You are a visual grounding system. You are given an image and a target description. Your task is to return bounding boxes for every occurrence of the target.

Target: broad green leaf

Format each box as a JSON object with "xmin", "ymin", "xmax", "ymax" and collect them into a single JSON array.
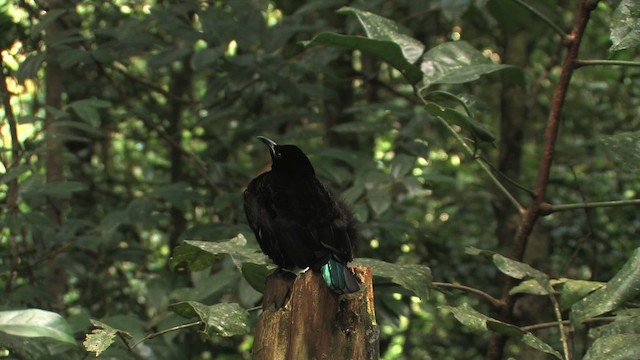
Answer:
[
  {"xmin": 190, "ymin": 46, "xmax": 224, "ymax": 71},
  {"xmin": 171, "ymin": 234, "xmax": 270, "ymax": 270},
  {"xmin": 560, "ymin": 279, "xmax": 604, "ymax": 310},
  {"xmin": 420, "ymin": 41, "xmax": 515, "ymax": 90},
  {"xmin": 304, "ymin": 33, "xmax": 423, "ymax": 84},
  {"xmin": 572, "ymin": 248, "xmax": 640, "ymax": 325},
  {"xmin": 424, "ymin": 102, "xmax": 495, "ymax": 143},
  {"xmin": 69, "ymin": 99, "xmax": 111, "ymax": 125},
  {"xmin": 0, "ymin": 164, "xmax": 31, "ymax": 184},
  {"xmin": 510, "ymin": 278, "xmax": 551, "ymax": 296},
  {"xmin": 444, "ymin": 304, "xmax": 562, "ymax": 359},
  {"xmin": 367, "ymin": 187, "xmax": 392, "ymax": 216},
  {"xmin": 83, "ymin": 320, "xmax": 131, "ymax": 357},
  {"xmin": 390, "ymin": 154, "xmax": 416, "ymax": 179},
  {"xmin": 40, "ymin": 181, "xmax": 88, "ymax": 198},
  {"xmin": 600, "ymin": 131, "xmax": 640, "ymax": 174},
  {"xmin": 584, "ymin": 334, "xmax": 640, "ymax": 360},
  {"xmin": 31, "ymin": 9, "xmax": 66, "ymax": 36},
  {"xmin": 492, "ymin": 254, "xmax": 553, "ymax": 293},
  {"xmin": 337, "ymin": 7, "xmax": 425, "ymax": 64},
  {"xmin": 170, "ymin": 242, "xmax": 217, "ymax": 271},
  {"xmin": 169, "ymin": 302, "xmax": 249, "ymax": 337},
  {"xmin": 610, "ymin": 0, "xmax": 640, "ymax": 52},
  {"xmin": 353, "ymin": 258, "xmax": 431, "ymax": 299},
  {"xmin": 241, "ymin": 262, "xmax": 275, "ymax": 293},
  {"xmin": 590, "ymin": 312, "xmax": 640, "ymax": 339},
  {"xmin": 0, "ymin": 309, "xmax": 75, "ymax": 345},
  {"xmin": 16, "ymin": 53, "xmax": 46, "ymax": 84}
]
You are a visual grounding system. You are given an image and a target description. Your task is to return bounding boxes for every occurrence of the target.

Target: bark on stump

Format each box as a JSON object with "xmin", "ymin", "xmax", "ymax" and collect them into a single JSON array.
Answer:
[{"xmin": 252, "ymin": 266, "xmax": 378, "ymax": 360}]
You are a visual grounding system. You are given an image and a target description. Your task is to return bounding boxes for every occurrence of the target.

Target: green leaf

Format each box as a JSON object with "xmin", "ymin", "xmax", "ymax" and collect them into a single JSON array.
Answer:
[
  {"xmin": 419, "ymin": 41, "xmax": 515, "ymax": 90},
  {"xmin": 171, "ymin": 234, "xmax": 270, "ymax": 270},
  {"xmin": 584, "ymin": 334, "xmax": 640, "ymax": 360},
  {"xmin": 31, "ymin": 9, "xmax": 67, "ymax": 36},
  {"xmin": 40, "ymin": 181, "xmax": 88, "ymax": 198},
  {"xmin": 390, "ymin": 154, "xmax": 416, "ymax": 179},
  {"xmin": 572, "ymin": 248, "xmax": 640, "ymax": 325},
  {"xmin": 367, "ymin": 187, "xmax": 392, "ymax": 216},
  {"xmin": 560, "ymin": 279, "xmax": 604, "ymax": 310},
  {"xmin": 0, "ymin": 164, "xmax": 31, "ymax": 184},
  {"xmin": 241, "ymin": 262, "xmax": 275, "ymax": 293},
  {"xmin": 590, "ymin": 312, "xmax": 640, "ymax": 339},
  {"xmin": 69, "ymin": 99, "xmax": 111, "ymax": 125},
  {"xmin": 444, "ymin": 304, "xmax": 562, "ymax": 359},
  {"xmin": 600, "ymin": 131, "xmax": 640, "ymax": 174},
  {"xmin": 304, "ymin": 33, "xmax": 422, "ymax": 84},
  {"xmin": 83, "ymin": 320, "xmax": 131, "ymax": 357},
  {"xmin": 169, "ymin": 302, "xmax": 249, "ymax": 337},
  {"xmin": 510, "ymin": 278, "xmax": 552, "ymax": 296},
  {"xmin": 0, "ymin": 309, "xmax": 75, "ymax": 345},
  {"xmin": 352, "ymin": 258, "xmax": 431, "ymax": 299},
  {"xmin": 16, "ymin": 53, "xmax": 46, "ymax": 84},
  {"xmin": 610, "ymin": 0, "xmax": 640, "ymax": 52},
  {"xmin": 337, "ymin": 7, "xmax": 425, "ymax": 64},
  {"xmin": 170, "ymin": 242, "xmax": 216, "ymax": 272},
  {"xmin": 190, "ymin": 46, "xmax": 224, "ymax": 71},
  {"xmin": 424, "ymin": 102, "xmax": 495, "ymax": 143}
]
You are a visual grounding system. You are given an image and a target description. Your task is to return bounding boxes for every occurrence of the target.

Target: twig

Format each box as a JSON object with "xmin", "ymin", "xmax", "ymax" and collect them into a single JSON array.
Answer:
[
  {"xmin": 433, "ymin": 281, "xmax": 504, "ymax": 310},
  {"xmin": 548, "ymin": 292, "xmax": 571, "ymax": 360},
  {"xmin": 130, "ymin": 321, "xmax": 203, "ymax": 349},
  {"xmin": 521, "ymin": 316, "xmax": 615, "ymax": 332},
  {"xmin": 539, "ymin": 198, "xmax": 640, "ymax": 215},
  {"xmin": 511, "ymin": 0, "xmax": 569, "ymax": 38},
  {"xmin": 574, "ymin": 59, "xmax": 640, "ymax": 69}
]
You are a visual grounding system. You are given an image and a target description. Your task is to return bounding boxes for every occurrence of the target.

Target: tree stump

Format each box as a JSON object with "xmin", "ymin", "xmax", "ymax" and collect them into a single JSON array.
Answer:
[{"xmin": 252, "ymin": 266, "xmax": 378, "ymax": 360}]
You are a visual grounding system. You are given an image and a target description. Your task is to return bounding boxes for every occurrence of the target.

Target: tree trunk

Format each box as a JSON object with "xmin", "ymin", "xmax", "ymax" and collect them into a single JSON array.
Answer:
[{"xmin": 253, "ymin": 266, "xmax": 378, "ymax": 360}]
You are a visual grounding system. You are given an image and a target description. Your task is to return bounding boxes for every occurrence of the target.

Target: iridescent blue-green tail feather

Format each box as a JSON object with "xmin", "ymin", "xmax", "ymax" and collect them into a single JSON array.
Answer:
[{"xmin": 320, "ymin": 259, "xmax": 360, "ymax": 294}]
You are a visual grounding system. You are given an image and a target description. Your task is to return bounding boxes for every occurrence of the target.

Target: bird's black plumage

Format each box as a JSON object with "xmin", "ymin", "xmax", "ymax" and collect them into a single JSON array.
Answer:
[{"xmin": 244, "ymin": 136, "xmax": 360, "ymax": 294}]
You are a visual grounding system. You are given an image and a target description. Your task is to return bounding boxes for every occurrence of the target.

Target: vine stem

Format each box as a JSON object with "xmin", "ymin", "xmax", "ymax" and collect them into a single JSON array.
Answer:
[
  {"xmin": 574, "ymin": 59, "xmax": 640, "ymax": 68},
  {"xmin": 540, "ymin": 198, "xmax": 640, "ymax": 215},
  {"xmin": 129, "ymin": 321, "xmax": 203, "ymax": 349},
  {"xmin": 511, "ymin": 0, "xmax": 569, "ymax": 38}
]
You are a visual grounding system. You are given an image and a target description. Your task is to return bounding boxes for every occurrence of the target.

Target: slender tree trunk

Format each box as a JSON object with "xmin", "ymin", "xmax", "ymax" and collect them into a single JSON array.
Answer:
[{"xmin": 43, "ymin": 0, "xmax": 67, "ymax": 310}]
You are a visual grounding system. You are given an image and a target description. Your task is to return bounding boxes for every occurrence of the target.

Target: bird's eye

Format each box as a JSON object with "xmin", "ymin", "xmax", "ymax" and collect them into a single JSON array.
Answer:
[{"xmin": 274, "ymin": 151, "xmax": 282, "ymax": 159}]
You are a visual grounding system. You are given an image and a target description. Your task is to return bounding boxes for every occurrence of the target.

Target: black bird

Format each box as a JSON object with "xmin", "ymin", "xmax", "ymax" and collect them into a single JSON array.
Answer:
[{"xmin": 244, "ymin": 136, "xmax": 360, "ymax": 294}]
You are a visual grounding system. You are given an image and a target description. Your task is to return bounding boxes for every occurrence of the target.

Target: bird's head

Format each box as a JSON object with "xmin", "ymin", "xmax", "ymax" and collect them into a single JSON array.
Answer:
[{"xmin": 257, "ymin": 136, "xmax": 315, "ymax": 176}]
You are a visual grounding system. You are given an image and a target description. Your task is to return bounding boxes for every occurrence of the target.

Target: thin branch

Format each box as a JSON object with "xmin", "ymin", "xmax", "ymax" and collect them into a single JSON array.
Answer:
[
  {"xmin": 574, "ymin": 59, "xmax": 640, "ymax": 69},
  {"xmin": 511, "ymin": 0, "xmax": 569, "ymax": 38},
  {"xmin": 521, "ymin": 316, "xmax": 615, "ymax": 332},
  {"xmin": 539, "ymin": 198, "xmax": 640, "ymax": 215},
  {"xmin": 432, "ymin": 282, "xmax": 504, "ymax": 310},
  {"xmin": 130, "ymin": 321, "xmax": 203, "ymax": 349},
  {"xmin": 548, "ymin": 292, "xmax": 571, "ymax": 360},
  {"xmin": 488, "ymin": 1, "xmax": 600, "ymax": 359}
]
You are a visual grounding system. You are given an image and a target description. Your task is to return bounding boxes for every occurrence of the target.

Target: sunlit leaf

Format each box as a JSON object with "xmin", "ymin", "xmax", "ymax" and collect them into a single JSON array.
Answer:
[
  {"xmin": 171, "ymin": 234, "xmax": 270, "ymax": 270},
  {"xmin": 610, "ymin": 0, "xmax": 640, "ymax": 52},
  {"xmin": 83, "ymin": 320, "xmax": 131, "ymax": 357},
  {"xmin": 337, "ymin": 7, "xmax": 425, "ymax": 64},
  {"xmin": 169, "ymin": 301, "xmax": 249, "ymax": 337},
  {"xmin": 0, "ymin": 309, "xmax": 75, "ymax": 345},
  {"xmin": 420, "ymin": 41, "xmax": 515, "ymax": 90},
  {"xmin": 572, "ymin": 248, "xmax": 640, "ymax": 325},
  {"xmin": 353, "ymin": 258, "xmax": 431, "ymax": 299}
]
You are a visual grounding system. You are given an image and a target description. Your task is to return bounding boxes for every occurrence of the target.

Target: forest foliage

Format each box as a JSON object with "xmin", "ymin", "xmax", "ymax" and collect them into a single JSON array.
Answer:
[{"xmin": 1, "ymin": 0, "xmax": 640, "ymax": 359}]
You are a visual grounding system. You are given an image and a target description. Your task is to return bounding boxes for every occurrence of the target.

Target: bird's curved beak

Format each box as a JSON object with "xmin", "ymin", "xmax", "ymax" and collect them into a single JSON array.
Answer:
[{"xmin": 257, "ymin": 136, "xmax": 278, "ymax": 157}]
